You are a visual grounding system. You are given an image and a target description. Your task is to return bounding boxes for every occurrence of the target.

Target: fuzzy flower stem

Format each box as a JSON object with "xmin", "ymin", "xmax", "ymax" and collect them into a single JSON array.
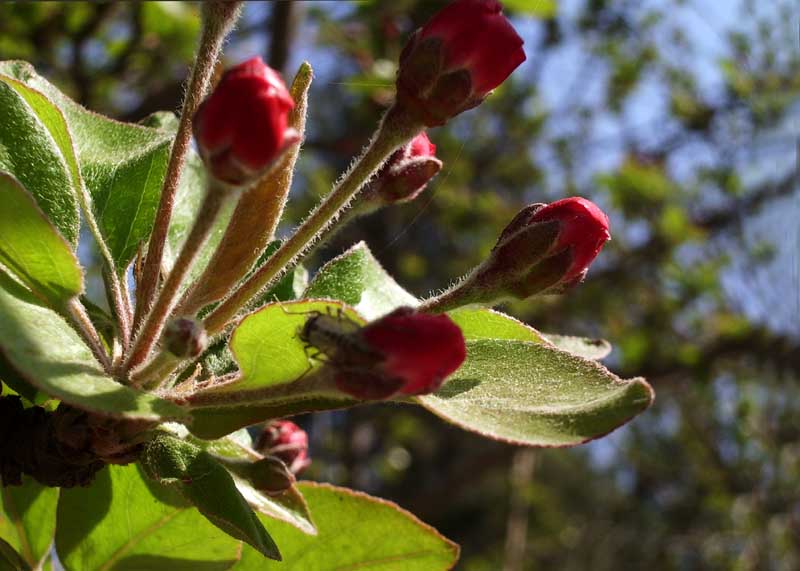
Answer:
[
  {"xmin": 64, "ymin": 298, "xmax": 113, "ymax": 373},
  {"xmin": 134, "ymin": 1, "xmax": 242, "ymax": 332},
  {"xmin": 124, "ymin": 182, "xmax": 232, "ymax": 376},
  {"xmin": 202, "ymin": 106, "xmax": 423, "ymax": 336}
]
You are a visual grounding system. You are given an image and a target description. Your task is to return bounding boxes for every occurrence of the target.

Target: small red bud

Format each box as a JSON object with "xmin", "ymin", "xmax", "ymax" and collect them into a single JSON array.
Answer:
[
  {"xmin": 360, "ymin": 132, "xmax": 442, "ymax": 210},
  {"xmin": 473, "ymin": 197, "xmax": 611, "ymax": 299},
  {"xmin": 163, "ymin": 317, "xmax": 207, "ymax": 358},
  {"xmin": 255, "ymin": 420, "xmax": 310, "ymax": 476},
  {"xmin": 396, "ymin": 0, "xmax": 526, "ymax": 126},
  {"xmin": 193, "ymin": 57, "xmax": 299, "ymax": 186},
  {"xmin": 340, "ymin": 308, "xmax": 466, "ymax": 398}
]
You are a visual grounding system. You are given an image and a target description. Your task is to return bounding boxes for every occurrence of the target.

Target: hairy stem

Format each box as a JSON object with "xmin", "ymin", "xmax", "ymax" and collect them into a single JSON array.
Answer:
[
  {"xmin": 202, "ymin": 106, "xmax": 423, "ymax": 336},
  {"xmin": 125, "ymin": 185, "xmax": 233, "ymax": 375},
  {"xmin": 175, "ymin": 62, "xmax": 314, "ymax": 317},
  {"xmin": 64, "ymin": 298, "xmax": 112, "ymax": 373},
  {"xmin": 134, "ymin": 1, "xmax": 242, "ymax": 331}
]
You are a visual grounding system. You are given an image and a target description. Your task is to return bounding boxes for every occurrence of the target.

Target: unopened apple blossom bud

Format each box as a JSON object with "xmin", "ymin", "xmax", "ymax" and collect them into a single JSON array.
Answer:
[
  {"xmin": 396, "ymin": 0, "xmax": 526, "ymax": 126},
  {"xmin": 251, "ymin": 456, "xmax": 295, "ymax": 496},
  {"xmin": 324, "ymin": 308, "xmax": 466, "ymax": 400},
  {"xmin": 358, "ymin": 132, "xmax": 442, "ymax": 213},
  {"xmin": 163, "ymin": 317, "xmax": 207, "ymax": 358},
  {"xmin": 193, "ymin": 57, "xmax": 300, "ymax": 186},
  {"xmin": 423, "ymin": 197, "xmax": 611, "ymax": 312},
  {"xmin": 255, "ymin": 420, "xmax": 310, "ymax": 476}
]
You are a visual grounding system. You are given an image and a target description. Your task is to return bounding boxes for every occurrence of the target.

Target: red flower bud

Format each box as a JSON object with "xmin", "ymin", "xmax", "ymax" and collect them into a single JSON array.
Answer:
[
  {"xmin": 255, "ymin": 420, "xmax": 310, "ymax": 476},
  {"xmin": 397, "ymin": 0, "xmax": 526, "ymax": 126},
  {"xmin": 528, "ymin": 197, "xmax": 611, "ymax": 284},
  {"xmin": 474, "ymin": 197, "xmax": 610, "ymax": 299},
  {"xmin": 360, "ymin": 132, "xmax": 442, "ymax": 210},
  {"xmin": 193, "ymin": 57, "xmax": 300, "ymax": 185},
  {"xmin": 334, "ymin": 308, "xmax": 466, "ymax": 398}
]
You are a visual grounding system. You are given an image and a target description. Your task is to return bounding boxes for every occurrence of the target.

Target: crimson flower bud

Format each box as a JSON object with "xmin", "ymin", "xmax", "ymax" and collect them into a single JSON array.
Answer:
[
  {"xmin": 474, "ymin": 197, "xmax": 611, "ymax": 299},
  {"xmin": 334, "ymin": 308, "xmax": 466, "ymax": 399},
  {"xmin": 163, "ymin": 317, "xmax": 207, "ymax": 358},
  {"xmin": 193, "ymin": 56, "xmax": 300, "ymax": 186},
  {"xmin": 359, "ymin": 132, "xmax": 442, "ymax": 211},
  {"xmin": 255, "ymin": 420, "xmax": 310, "ymax": 476},
  {"xmin": 396, "ymin": 0, "xmax": 526, "ymax": 126}
]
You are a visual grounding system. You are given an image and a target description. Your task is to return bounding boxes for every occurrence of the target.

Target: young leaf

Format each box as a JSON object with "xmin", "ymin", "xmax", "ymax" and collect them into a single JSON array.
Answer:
[
  {"xmin": 0, "ymin": 537, "xmax": 30, "ymax": 571},
  {"xmin": 418, "ymin": 339, "xmax": 654, "ymax": 447},
  {"xmin": 542, "ymin": 333, "xmax": 613, "ymax": 360},
  {"xmin": 0, "ymin": 79, "xmax": 79, "ymax": 246},
  {"xmin": 204, "ymin": 300, "xmax": 365, "ymax": 395},
  {"xmin": 0, "ymin": 60, "xmax": 175, "ymax": 270},
  {"xmin": 188, "ymin": 430, "xmax": 316, "ymax": 536},
  {"xmin": 0, "ymin": 274, "xmax": 187, "ymax": 421},
  {"xmin": 56, "ymin": 465, "xmax": 241, "ymax": 571},
  {"xmin": 447, "ymin": 307, "xmax": 547, "ymax": 343},
  {"xmin": 0, "ymin": 173, "xmax": 83, "ymax": 308},
  {"xmin": 0, "ymin": 477, "xmax": 59, "ymax": 569},
  {"xmin": 232, "ymin": 483, "xmax": 459, "ymax": 570},
  {"xmin": 140, "ymin": 434, "xmax": 281, "ymax": 561},
  {"xmin": 304, "ymin": 241, "xmax": 418, "ymax": 319}
]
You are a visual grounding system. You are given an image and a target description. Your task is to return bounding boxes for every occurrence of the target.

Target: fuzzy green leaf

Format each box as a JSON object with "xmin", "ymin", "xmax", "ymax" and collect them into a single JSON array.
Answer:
[
  {"xmin": 0, "ymin": 274, "xmax": 188, "ymax": 420},
  {"xmin": 304, "ymin": 241, "xmax": 418, "ymax": 319},
  {"xmin": 0, "ymin": 173, "xmax": 83, "ymax": 307},
  {"xmin": 418, "ymin": 339, "xmax": 653, "ymax": 447},
  {"xmin": 208, "ymin": 300, "xmax": 365, "ymax": 395},
  {"xmin": 0, "ymin": 477, "xmax": 59, "ymax": 569},
  {"xmin": 0, "ymin": 60, "xmax": 174, "ymax": 270},
  {"xmin": 232, "ymin": 483, "xmax": 459, "ymax": 570},
  {"xmin": 447, "ymin": 307, "xmax": 546, "ymax": 343},
  {"xmin": 0, "ymin": 79, "xmax": 79, "ymax": 246},
  {"xmin": 188, "ymin": 430, "xmax": 316, "ymax": 536},
  {"xmin": 56, "ymin": 465, "xmax": 241, "ymax": 571},
  {"xmin": 140, "ymin": 434, "xmax": 281, "ymax": 560}
]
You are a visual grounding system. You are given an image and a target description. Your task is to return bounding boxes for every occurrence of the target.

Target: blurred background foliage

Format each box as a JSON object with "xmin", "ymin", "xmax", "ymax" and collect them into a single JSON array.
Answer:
[{"xmin": 1, "ymin": 1, "xmax": 798, "ymax": 569}]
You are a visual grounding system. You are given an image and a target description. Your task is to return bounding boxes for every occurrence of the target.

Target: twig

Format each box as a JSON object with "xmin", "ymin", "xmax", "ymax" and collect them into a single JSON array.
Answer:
[{"xmin": 64, "ymin": 298, "xmax": 112, "ymax": 373}]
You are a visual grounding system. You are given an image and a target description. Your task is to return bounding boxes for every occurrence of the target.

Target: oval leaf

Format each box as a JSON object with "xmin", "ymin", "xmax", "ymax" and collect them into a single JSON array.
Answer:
[
  {"xmin": 0, "ymin": 79, "xmax": 79, "ymax": 245},
  {"xmin": 211, "ymin": 300, "xmax": 366, "ymax": 395},
  {"xmin": 56, "ymin": 465, "xmax": 241, "ymax": 571},
  {"xmin": 304, "ymin": 241, "xmax": 418, "ymax": 319},
  {"xmin": 0, "ymin": 273, "xmax": 187, "ymax": 421},
  {"xmin": 418, "ymin": 339, "xmax": 654, "ymax": 447},
  {"xmin": 0, "ymin": 477, "xmax": 59, "ymax": 569},
  {"xmin": 447, "ymin": 307, "xmax": 546, "ymax": 343},
  {"xmin": 232, "ymin": 483, "xmax": 459, "ymax": 570},
  {"xmin": 0, "ymin": 60, "xmax": 175, "ymax": 270},
  {"xmin": 140, "ymin": 434, "xmax": 280, "ymax": 560},
  {"xmin": 0, "ymin": 173, "xmax": 82, "ymax": 307}
]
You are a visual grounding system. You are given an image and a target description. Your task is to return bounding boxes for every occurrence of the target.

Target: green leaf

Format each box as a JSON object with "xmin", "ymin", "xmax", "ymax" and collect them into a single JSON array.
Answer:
[
  {"xmin": 56, "ymin": 464, "xmax": 241, "ymax": 571},
  {"xmin": 187, "ymin": 430, "xmax": 316, "ymax": 536},
  {"xmin": 0, "ymin": 273, "xmax": 188, "ymax": 421},
  {"xmin": 447, "ymin": 307, "xmax": 546, "ymax": 343},
  {"xmin": 0, "ymin": 60, "xmax": 174, "ymax": 270},
  {"xmin": 418, "ymin": 339, "xmax": 654, "ymax": 447},
  {"xmin": 207, "ymin": 300, "xmax": 365, "ymax": 395},
  {"xmin": 0, "ymin": 173, "xmax": 83, "ymax": 307},
  {"xmin": 0, "ymin": 79, "xmax": 79, "ymax": 245},
  {"xmin": 140, "ymin": 434, "xmax": 281, "ymax": 560},
  {"xmin": 304, "ymin": 241, "xmax": 418, "ymax": 320},
  {"xmin": 232, "ymin": 483, "xmax": 459, "ymax": 570},
  {"xmin": 0, "ymin": 477, "xmax": 59, "ymax": 569},
  {"xmin": 542, "ymin": 333, "xmax": 612, "ymax": 360}
]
